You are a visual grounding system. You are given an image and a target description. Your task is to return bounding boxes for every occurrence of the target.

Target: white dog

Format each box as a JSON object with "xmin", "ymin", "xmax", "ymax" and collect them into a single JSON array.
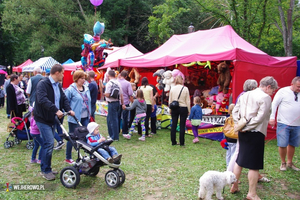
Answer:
[{"xmin": 198, "ymin": 171, "xmax": 236, "ymax": 200}]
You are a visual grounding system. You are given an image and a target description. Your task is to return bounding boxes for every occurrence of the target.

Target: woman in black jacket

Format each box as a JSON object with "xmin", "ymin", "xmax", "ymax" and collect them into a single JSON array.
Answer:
[{"xmin": 6, "ymin": 74, "xmax": 26, "ymax": 118}]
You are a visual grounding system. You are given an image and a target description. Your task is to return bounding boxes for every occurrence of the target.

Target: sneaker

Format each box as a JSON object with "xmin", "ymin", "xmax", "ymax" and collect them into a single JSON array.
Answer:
[
  {"xmin": 51, "ymin": 171, "xmax": 59, "ymax": 175},
  {"xmin": 113, "ymin": 154, "xmax": 122, "ymax": 162},
  {"xmin": 150, "ymin": 132, "xmax": 156, "ymax": 135},
  {"xmin": 54, "ymin": 141, "xmax": 65, "ymax": 150},
  {"xmin": 123, "ymin": 134, "xmax": 131, "ymax": 139},
  {"xmin": 65, "ymin": 159, "xmax": 75, "ymax": 165},
  {"xmin": 287, "ymin": 163, "xmax": 300, "ymax": 171},
  {"xmin": 37, "ymin": 160, "xmax": 41, "ymax": 164},
  {"xmin": 193, "ymin": 137, "xmax": 199, "ymax": 143},
  {"xmin": 139, "ymin": 136, "xmax": 145, "ymax": 141},
  {"xmin": 41, "ymin": 172, "xmax": 56, "ymax": 181},
  {"xmin": 107, "ymin": 157, "xmax": 114, "ymax": 163},
  {"xmin": 133, "ymin": 130, "xmax": 138, "ymax": 133},
  {"xmin": 280, "ymin": 162, "xmax": 287, "ymax": 171},
  {"xmin": 30, "ymin": 159, "xmax": 38, "ymax": 163}
]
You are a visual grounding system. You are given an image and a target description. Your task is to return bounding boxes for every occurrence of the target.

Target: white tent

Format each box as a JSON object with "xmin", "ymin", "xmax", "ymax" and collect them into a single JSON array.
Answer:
[{"xmin": 22, "ymin": 57, "xmax": 60, "ymax": 72}]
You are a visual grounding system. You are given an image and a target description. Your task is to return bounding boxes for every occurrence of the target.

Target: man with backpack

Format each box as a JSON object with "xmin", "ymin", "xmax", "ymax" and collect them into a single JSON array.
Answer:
[{"xmin": 104, "ymin": 70, "xmax": 123, "ymax": 141}]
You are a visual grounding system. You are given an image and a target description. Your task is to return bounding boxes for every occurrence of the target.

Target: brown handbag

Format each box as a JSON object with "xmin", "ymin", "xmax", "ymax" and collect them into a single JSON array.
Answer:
[{"xmin": 223, "ymin": 116, "xmax": 238, "ymax": 139}]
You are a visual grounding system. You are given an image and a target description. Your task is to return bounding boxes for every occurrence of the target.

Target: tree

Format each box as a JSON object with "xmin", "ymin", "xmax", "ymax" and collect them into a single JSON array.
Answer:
[
  {"xmin": 148, "ymin": 0, "xmax": 221, "ymax": 45},
  {"xmin": 2, "ymin": 0, "xmax": 101, "ymax": 63},
  {"xmin": 273, "ymin": 0, "xmax": 299, "ymax": 56},
  {"xmin": 194, "ymin": 0, "xmax": 269, "ymax": 47}
]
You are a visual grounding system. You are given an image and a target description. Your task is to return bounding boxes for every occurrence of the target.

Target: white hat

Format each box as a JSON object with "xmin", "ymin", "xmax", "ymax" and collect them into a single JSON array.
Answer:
[{"xmin": 87, "ymin": 122, "xmax": 99, "ymax": 134}]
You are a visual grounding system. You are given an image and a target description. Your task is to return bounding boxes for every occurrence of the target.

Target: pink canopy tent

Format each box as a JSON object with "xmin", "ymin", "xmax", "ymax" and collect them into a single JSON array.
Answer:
[
  {"xmin": 120, "ymin": 25, "xmax": 297, "ymax": 102},
  {"xmin": 13, "ymin": 59, "xmax": 33, "ymax": 73},
  {"xmin": 98, "ymin": 44, "xmax": 143, "ymax": 69}
]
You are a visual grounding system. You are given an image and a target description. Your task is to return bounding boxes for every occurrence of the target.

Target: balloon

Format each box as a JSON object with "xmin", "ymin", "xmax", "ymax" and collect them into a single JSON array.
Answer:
[
  {"xmin": 83, "ymin": 34, "xmax": 94, "ymax": 44},
  {"xmin": 81, "ymin": 57, "xmax": 88, "ymax": 71},
  {"xmin": 87, "ymin": 51, "xmax": 95, "ymax": 67},
  {"xmin": 90, "ymin": 0, "xmax": 103, "ymax": 7},
  {"xmin": 93, "ymin": 21, "xmax": 105, "ymax": 36}
]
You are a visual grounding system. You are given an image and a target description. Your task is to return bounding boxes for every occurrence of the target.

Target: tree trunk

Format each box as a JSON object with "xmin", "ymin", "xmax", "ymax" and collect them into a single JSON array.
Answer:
[{"xmin": 277, "ymin": 0, "xmax": 295, "ymax": 56}]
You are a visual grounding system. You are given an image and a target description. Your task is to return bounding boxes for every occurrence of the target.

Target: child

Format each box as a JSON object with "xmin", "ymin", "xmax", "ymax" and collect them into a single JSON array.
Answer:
[
  {"xmin": 189, "ymin": 96, "xmax": 203, "ymax": 143},
  {"xmin": 86, "ymin": 122, "xmax": 122, "ymax": 163},
  {"xmin": 150, "ymin": 97, "xmax": 157, "ymax": 134},
  {"xmin": 0, "ymin": 86, "xmax": 4, "ymax": 108},
  {"xmin": 29, "ymin": 105, "xmax": 43, "ymax": 164},
  {"xmin": 122, "ymin": 89, "xmax": 147, "ymax": 141},
  {"xmin": 129, "ymin": 82, "xmax": 137, "ymax": 131},
  {"xmin": 224, "ymin": 103, "xmax": 237, "ymax": 167}
]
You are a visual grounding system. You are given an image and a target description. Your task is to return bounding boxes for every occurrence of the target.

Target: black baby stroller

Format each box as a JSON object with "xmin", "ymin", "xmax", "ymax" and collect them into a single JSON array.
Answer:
[
  {"xmin": 4, "ymin": 111, "xmax": 34, "ymax": 150},
  {"xmin": 56, "ymin": 113, "xmax": 125, "ymax": 189}
]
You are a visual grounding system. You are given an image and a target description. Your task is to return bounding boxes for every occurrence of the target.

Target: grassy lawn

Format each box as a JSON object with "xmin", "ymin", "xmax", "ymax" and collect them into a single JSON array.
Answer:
[{"xmin": 0, "ymin": 106, "xmax": 299, "ymax": 200}]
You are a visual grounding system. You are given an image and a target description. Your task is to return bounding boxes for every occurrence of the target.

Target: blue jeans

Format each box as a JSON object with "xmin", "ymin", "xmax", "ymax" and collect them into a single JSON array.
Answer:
[
  {"xmin": 107, "ymin": 101, "xmax": 120, "ymax": 140},
  {"xmin": 91, "ymin": 103, "xmax": 96, "ymax": 119},
  {"xmin": 121, "ymin": 104, "xmax": 130, "ymax": 135},
  {"xmin": 30, "ymin": 133, "xmax": 43, "ymax": 161},
  {"xmin": 36, "ymin": 121, "xmax": 55, "ymax": 173},
  {"xmin": 66, "ymin": 117, "xmax": 89, "ymax": 160},
  {"xmin": 54, "ymin": 121, "xmax": 63, "ymax": 142},
  {"xmin": 97, "ymin": 146, "xmax": 118, "ymax": 160}
]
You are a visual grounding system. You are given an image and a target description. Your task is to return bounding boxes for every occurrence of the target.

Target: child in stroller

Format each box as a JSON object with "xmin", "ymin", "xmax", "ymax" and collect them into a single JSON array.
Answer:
[
  {"xmin": 86, "ymin": 122, "xmax": 122, "ymax": 163},
  {"xmin": 58, "ymin": 113, "xmax": 125, "ymax": 189}
]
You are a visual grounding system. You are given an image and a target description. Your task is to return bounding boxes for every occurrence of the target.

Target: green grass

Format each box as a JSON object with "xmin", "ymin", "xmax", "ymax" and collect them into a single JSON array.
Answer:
[{"xmin": 0, "ymin": 106, "xmax": 299, "ymax": 200}]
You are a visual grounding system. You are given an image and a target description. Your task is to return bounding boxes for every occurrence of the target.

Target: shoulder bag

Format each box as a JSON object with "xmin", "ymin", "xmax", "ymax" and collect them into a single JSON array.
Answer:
[
  {"xmin": 169, "ymin": 86, "xmax": 184, "ymax": 110},
  {"xmin": 223, "ymin": 116, "xmax": 238, "ymax": 139},
  {"xmin": 234, "ymin": 93, "xmax": 249, "ymax": 132}
]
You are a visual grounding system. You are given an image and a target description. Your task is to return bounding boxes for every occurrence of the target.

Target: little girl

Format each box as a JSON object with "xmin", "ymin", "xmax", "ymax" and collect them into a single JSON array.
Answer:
[
  {"xmin": 189, "ymin": 96, "xmax": 203, "ymax": 143},
  {"xmin": 29, "ymin": 105, "xmax": 43, "ymax": 164},
  {"xmin": 122, "ymin": 89, "xmax": 147, "ymax": 141}
]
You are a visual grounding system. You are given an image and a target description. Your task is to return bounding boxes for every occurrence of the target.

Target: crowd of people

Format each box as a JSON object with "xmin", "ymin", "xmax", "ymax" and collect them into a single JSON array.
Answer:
[{"xmin": 1, "ymin": 65, "xmax": 299, "ymax": 199}]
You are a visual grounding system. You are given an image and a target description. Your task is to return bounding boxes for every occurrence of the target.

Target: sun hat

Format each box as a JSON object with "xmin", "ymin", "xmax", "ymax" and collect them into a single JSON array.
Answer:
[{"xmin": 87, "ymin": 122, "xmax": 99, "ymax": 134}]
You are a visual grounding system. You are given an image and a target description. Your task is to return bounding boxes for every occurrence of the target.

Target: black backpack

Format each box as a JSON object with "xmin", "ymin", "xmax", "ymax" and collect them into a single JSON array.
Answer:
[{"xmin": 110, "ymin": 81, "xmax": 120, "ymax": 99}]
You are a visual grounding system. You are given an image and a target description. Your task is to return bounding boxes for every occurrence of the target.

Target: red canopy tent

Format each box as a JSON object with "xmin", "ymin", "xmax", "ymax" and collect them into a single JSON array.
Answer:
[
  {"xmin": 120, "ymin": 25, "xmax": 297, "ymax": 102},
  {"xmin": 13, "ymin": 59, "xmax": 33, "ymax": 73}
]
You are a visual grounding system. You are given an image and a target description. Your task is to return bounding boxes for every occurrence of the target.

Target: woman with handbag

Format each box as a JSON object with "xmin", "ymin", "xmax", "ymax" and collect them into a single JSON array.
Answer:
[
  {"xmin": 231, "ymin": 76, "xmax": 278, "ymax": 200},
  {"xmin": 169, "ymin": 76, "xmax": 190, "ymax": 146},
  {"xmin": 64, "ymin": 71, "xmax": 91, "ymax": 164},
  {"xmin": 6, "ymin": 74, "xmax": 27, "ymax": 118}
]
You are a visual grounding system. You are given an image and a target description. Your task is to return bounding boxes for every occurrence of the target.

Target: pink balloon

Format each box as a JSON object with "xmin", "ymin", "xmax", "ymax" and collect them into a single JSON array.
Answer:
[{"xmin": 90, "ymin": 0, "xmax": 103, "ymax": 6}]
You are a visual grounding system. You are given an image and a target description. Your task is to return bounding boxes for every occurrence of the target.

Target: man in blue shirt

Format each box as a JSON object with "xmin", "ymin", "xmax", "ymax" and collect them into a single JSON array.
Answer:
[{"xmin": 34, "ymin": 64, "xmax": 75, "ymax": 181}]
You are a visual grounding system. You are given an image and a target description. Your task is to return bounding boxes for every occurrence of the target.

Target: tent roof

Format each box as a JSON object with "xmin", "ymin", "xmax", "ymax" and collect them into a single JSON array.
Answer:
[
  {"xmin": 13, "ymin": 59, "xmax": 33, "ymax": 72},
  {"xmin": 63, "ymin": 44, "xmax": 142, "ymax": 71},
  {"xmin": 22, "ymin": 57, "xmax": 60, "ymax": 72},
  {"xmin": 62, "ymin": 59, "xmax": 74, "ymax": 65},
  {"xmin": 120, "ymin": 25, "xmax": 297, "ymax": 68},
  {"xmin": 0, "ymin": 69, "xmax": 7, "ymax": 74},
  {"xmin": 99, "ymin": 44, "xmax": 143, "ymax": 69}
]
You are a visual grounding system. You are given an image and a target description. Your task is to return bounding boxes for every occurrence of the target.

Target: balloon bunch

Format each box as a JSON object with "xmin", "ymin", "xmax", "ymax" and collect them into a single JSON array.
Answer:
[{"xmin": 80, "ymin": 21, "xmax": 113, "ymax": 72}]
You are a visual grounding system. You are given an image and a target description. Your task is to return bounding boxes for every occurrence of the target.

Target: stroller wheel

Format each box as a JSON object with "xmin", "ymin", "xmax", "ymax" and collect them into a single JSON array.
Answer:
[
  {"xmin": 105, "ymin": 170, "xmax": 120, "ymax": 188},
  {"xmin": 60, "ymin": 166, "xmax": 80, "ymax": 189},
  {"xmin": 115, "ymin": 169, "xmax": 126, "ymax": 185},
  {"xmin": 87, "ymin": 167, "xmax": 100, "ymax": 177},
  {"xmin": 4, "ymin": 141, "xmax": 11, "ymax": 149},
  {"xmin": 14, "ymin": 138, "xmax": 22, "ymax": 145},
  {"xmin": 26, "ymin": 141, "xmax": 34, "ymax": 150},
  {"xmin": 10, "ymin": 141, "xmax": 14, "ymax": 147}
]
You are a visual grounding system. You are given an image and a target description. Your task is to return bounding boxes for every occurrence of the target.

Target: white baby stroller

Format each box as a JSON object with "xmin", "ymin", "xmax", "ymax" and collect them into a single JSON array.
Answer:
[{"xmin": 56, "ymin": 113, "xmax": 125, "ymax": 189}]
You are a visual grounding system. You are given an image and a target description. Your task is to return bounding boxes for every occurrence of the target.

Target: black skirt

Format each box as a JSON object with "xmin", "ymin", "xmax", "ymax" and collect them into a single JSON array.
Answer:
[{"xmin": 236, "ymin": 131, "xmax": 265, "ymax": 170}]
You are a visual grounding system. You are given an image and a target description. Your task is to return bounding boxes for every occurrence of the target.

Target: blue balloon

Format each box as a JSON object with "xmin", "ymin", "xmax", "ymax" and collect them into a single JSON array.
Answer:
[
  {"xmin": 93, "ymin": 21, "xmax": 105, "ymax": 36},
  {"xmin": 81, "ymin": 56, "xmax": 87, "ymax": 67},
  {"xmin": 83, "ymin": 34, "xmax": 94, "ymax": 44}
]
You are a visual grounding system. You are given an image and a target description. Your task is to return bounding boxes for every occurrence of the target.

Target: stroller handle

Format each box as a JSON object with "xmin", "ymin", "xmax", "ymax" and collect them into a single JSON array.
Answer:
[{"xmin": 55, "ymin": 112, "xmax": 82, "ymax": 126}]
